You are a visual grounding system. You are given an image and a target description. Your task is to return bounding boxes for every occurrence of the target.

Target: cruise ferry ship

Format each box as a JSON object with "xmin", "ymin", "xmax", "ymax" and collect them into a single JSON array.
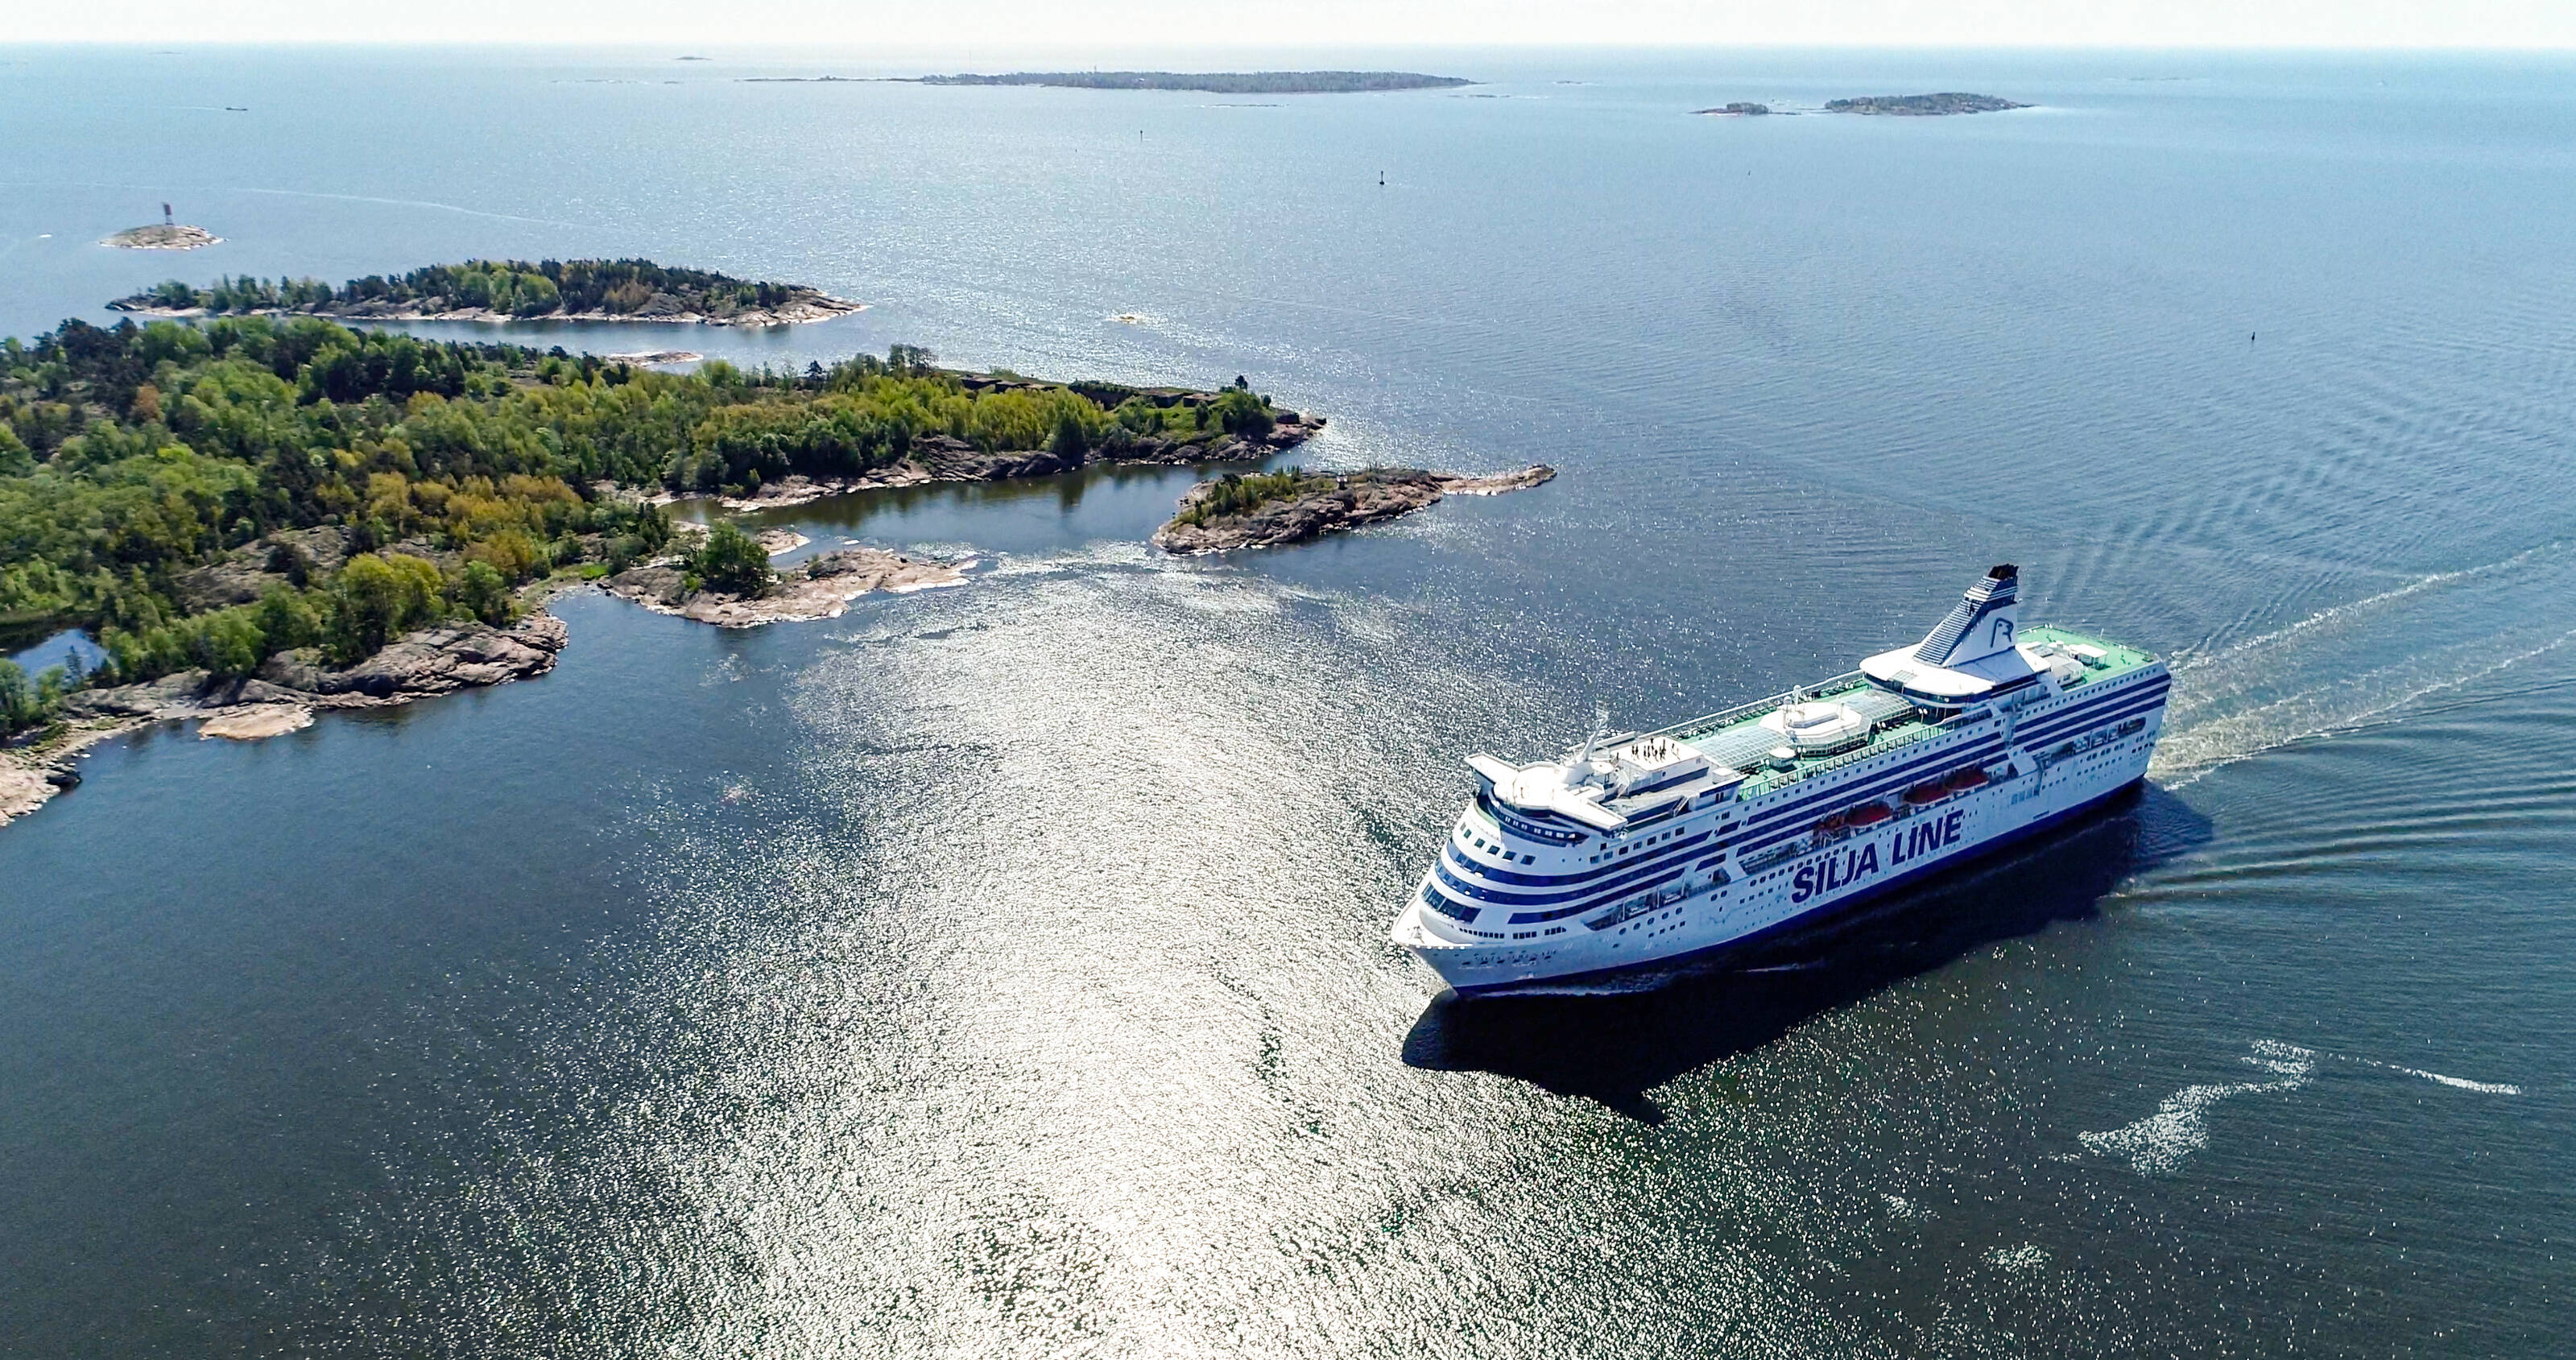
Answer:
[{"xmin": 1391, "ymin": 565, "xmax": 2169, "ymax": 992}]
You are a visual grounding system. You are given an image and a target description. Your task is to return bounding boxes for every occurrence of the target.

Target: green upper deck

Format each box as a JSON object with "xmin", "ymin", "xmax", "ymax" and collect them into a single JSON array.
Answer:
[{"xmin": 1639, "ymin": 626, "xmax": 2160, "ymax": 803}]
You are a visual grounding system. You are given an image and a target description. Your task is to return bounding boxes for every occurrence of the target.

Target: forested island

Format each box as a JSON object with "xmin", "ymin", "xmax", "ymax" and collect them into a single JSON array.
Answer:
[
  {"xmin": 0, "ymin": 312, "xmax": 1316, "ymax": 822},
  {"xmin": 1152, "ymin": 465, "xmax": 1553, "ymax": 555},
  {"xmin": 909, "ymin": 71, "xmax": 1470, "ymax": 94},
  {"xmin": 110, "ymin": 258, "xmax": 862, "ymax": 327},
  {"xmin": 1826, "ymin": 93, "xmax": 2028, "ymax": 115}
]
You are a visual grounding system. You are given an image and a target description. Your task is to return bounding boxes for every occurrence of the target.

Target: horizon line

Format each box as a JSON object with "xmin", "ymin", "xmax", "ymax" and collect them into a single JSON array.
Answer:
[{"xmin": 8, "ymin": 38, "xmax": 2576, "ymax": 53}]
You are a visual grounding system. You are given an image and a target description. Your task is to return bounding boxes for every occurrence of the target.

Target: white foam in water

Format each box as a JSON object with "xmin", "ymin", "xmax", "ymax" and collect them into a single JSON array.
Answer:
[
  {"xmin": 1985, "ymin": 1244, "xmax": 2049, "ymax": 1271},
  {"xmin": 2328, "ymin": 1046, "xmax": 2524, "ymax": 1095},
  {"xmin": 2080, "ymin": 1043, "xmax": 2315, "ymax": 1175},
  {"xmin": 1880, "ymin": 1193, "xmax": 1933, "ymax": 1220},
  {"xmin": 2391, "ymin": 1067, "xmax": 2522, "ymax": 1095},
  {"xmin": 983, "ymin": 540, "xmax": 1162, "ymax": 577},
  {"xmin": 2084, "ymin": 1041, "xmax": 2520, "ymax": 1175}
]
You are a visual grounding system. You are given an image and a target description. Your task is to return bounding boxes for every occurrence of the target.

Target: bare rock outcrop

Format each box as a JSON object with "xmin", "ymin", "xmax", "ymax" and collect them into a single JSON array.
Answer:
[
  {"xmin": 1151, "ymin": 464, "xmax": 1554, "ymax": 555},
  {"xmin": 105, "ymin": 224, "xmax": 221, "ymax": 250},
  {"xmin": 63, "ymin": 614, "xmax": 569, "ymax": 717},
  {"xmin": 252, "ymin": 614, "xmax": 569, "ymax": 700},
  {"xmin": 603, "ymin": 547, "xmax": 964, "ymax": 627},
  {"xmin": 172, "ymin": 527, "xmax": 353, "ymax": 610}
]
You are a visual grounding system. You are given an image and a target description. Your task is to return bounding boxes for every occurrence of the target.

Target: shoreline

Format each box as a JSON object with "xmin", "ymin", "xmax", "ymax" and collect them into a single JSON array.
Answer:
[
  {"xmin": 106, "ymin": 296, "xmax": 866, "ymax": 328},
  {"xmin": 0, "ymin": 533, "xmax": 995, "ymax": 825},
  {"xmin": 672, "ymin": 410, "xmax": 1328, "ymax": 511},
  {"xmin": 0, "ymin": 372, "xmax": 1325, "ymax": 829},
  {"xmin": 0, "ymin": 612, "xmax": 566, "ymax": 829}
]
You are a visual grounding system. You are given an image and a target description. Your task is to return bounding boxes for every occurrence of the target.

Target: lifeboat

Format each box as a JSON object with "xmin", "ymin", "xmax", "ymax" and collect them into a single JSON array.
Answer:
[
  {"xmin": 1817, "ymin": 812, "xmax": 1848, "ymax": 834},
  {"xmin": 1904, "ymin": 780, "xmax": 1949, "ymax": 805},
  {"xmin": 1945, "ymin": 766, "xmax": 1991, "ymax": 792},
  {"xmin": 1846, "ymin": 801, "xmax": 1892, "ymax": 826}
]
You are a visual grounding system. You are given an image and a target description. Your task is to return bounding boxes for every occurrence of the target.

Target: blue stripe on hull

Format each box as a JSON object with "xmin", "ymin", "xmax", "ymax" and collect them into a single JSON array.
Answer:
[
  {"xmin": 2012, "ymin": 687, "xmax": 2169, "ymax": 748},
  {"xmin": 1446, "ymin": 776, "xmax": 2146, "ymax": 995}
]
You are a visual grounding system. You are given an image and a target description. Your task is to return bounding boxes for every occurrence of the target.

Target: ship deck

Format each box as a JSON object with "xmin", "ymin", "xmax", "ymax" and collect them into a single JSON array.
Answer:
[{"xmin": 1644, "ymin": 626, "xmax": 2159, "ymax": 803}]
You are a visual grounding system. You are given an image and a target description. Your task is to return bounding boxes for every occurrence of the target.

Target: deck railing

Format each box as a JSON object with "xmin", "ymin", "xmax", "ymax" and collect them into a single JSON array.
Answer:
[{"xmin": 1652, "ymin": 670, "xmax": 1871, "ymax": 744}]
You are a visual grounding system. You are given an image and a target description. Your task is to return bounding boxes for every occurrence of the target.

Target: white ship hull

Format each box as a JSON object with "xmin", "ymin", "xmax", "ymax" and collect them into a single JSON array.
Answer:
[
  {"xmin": 1395, "ymin": 713, "xmax": 2157, "ymax": 992},
  {"xmin": 1391, "ymin": 568, "xmax": 2169, "ymax": 994}
]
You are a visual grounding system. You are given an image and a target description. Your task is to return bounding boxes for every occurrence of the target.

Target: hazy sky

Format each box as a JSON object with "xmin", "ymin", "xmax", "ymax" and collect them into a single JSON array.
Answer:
[{"xmin": 4, "ymin": 0, "xmax": 2571, "ymax": 48}]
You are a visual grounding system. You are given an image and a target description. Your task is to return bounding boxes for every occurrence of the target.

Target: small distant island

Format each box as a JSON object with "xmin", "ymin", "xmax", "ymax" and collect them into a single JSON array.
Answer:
[
  {"xmin": 1152, "ymin": 465, "xmax": 1553, "ymax": 555},
  {"xmin": 908, "ymin": 71, "xmax": 1472, "ymax": 94},
  {"xmin": 104, "ymin": 223, "xmax": 220, "ymax": 250},
  {"xmin": 1693, "ymin": 102, "xmax": 1771, "ymax": 117},
  {"xmin": 1826, "ymin": 93, "xmax": 2029, "ymax": 116},
  {"xmin": 110, "ymin": 258, "xmax": 862, "ymax": 327},
  {"xmin": 0, "ymin": 300, "xmax": 1323, "ymax": 824}
]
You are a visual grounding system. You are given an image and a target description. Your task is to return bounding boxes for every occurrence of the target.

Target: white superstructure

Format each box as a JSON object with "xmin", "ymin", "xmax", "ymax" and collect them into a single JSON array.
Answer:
[{"xmin": 1391, "ymin": 565, "xmax": 2170, "ymax": 992}]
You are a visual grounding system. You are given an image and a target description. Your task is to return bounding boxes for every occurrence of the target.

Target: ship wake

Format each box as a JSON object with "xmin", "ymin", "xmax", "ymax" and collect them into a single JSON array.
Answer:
[{"xmin": 2151, "ymin": 539, "xmax": 2576, "ymax": 786}]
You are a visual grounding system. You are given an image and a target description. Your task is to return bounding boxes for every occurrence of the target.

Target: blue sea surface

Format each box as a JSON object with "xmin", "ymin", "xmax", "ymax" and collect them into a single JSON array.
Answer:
[{"xmin": 1, "ymin": 43, "xmax": 2570, "ymax": 1357}]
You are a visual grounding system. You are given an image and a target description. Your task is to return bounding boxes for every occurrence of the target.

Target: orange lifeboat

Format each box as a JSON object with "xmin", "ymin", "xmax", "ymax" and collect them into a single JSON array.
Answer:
[
  {"xmin": 1904, "ymin": 781, "xmax": 1948, "ymax": 806},
  {"xmin": 1945, "ymin": 766, "xmax": 1991, "ymax": 792},
  {"xmin": 1846, "ymin": 801, "xmax": 1892, "ymax": 827},
  {"xmin": 1818, "ymin": 812, "xmax": 1848, "ymax": 833}
]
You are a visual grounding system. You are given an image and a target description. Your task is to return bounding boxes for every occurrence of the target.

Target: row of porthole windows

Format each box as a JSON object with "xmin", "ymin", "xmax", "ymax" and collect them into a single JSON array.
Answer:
[
  {"xmin": 1591, "ymin": 825, "xmax": 1686, "ymax": 863},
  {"xmin": 1460, "ymin": 829, "xmax": 1538, "ymax": 865},
  {"xmin": 1611, "ymin": 907, "xmax": 1686, "ymax": 936}
]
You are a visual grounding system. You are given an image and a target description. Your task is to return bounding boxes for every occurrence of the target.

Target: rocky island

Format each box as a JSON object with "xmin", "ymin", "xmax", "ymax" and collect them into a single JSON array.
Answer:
[
  {"xmin": 908, "ymin": 71, "xmax": 1471, "ymax": 94},
  {"xmin": 1693, "ymin": 102, "xmax": 1772, "ymax": 116},
  {"xmin": 1826, "ymin": 93, "xmax": 2029, "ymax": 116},
  {"xmin": 0, "ymin": 300, "xmax": 1324, "ymax": 825},
  {"xmin": 104, "ymin": 223, "xmax": 221, "ymax": 250},
  {"xmin": 603, "ymin": 525, "xmax": 965, "ymax": 627},
  {"xmin": 1152, "ymin": 465, "xmax": 1554, "ymax": 555},
  {"xmin": 110, "ymin": 258, "xmax": 862, "ymax": 327}
]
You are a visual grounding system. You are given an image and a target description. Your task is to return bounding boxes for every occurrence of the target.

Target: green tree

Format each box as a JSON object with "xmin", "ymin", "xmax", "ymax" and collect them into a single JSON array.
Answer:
[
  {"xmin": 329, "ymin": 552, "xmax": 444, "ymax": 662},
  {"xmin": 192, "ymin": 610, "xmax": 267, "ymax": 679},
  {"xmin": 1048, "ymin": 408, "xmax": 1089, "ymax": 462},
  {"xmin": 1210, "ymin": 388, "xmax": 1274, "ymax": 439},
  {"xmin": 693, "ymin": 522, "xmax": 773, "ymax": 597},
  {"xmin": 453, "ymin": 560, "xmax": 514, "ymax": 625},
  {"xmin": 255, "ymin": 583, "xmax": 320, "ymax": 652},
  {"xmin": 0, "ymin": 659, "xmax": 33, "ymax": 730}
]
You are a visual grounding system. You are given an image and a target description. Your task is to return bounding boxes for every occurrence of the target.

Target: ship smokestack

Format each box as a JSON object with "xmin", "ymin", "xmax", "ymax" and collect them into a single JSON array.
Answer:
[{"xmin": 1913, "ymin": 564, "xmax": 2021, "ymax": 668}]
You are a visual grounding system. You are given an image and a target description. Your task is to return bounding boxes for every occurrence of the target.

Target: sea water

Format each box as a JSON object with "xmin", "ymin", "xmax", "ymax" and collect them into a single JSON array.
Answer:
[{"xmin": 0, "ymin": 44, "xmax": 2570, "ymax": 1356}]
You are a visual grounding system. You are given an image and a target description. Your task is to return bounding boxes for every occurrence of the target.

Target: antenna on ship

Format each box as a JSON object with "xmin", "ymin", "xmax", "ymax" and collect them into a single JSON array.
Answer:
[{"xmin": 1577, "ymin": 701, "xmax": 1611, "ymax": 767}]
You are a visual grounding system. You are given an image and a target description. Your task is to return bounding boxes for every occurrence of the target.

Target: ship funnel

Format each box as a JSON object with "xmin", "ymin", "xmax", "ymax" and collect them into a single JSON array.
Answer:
[{"xmin": 1912, "ymin": 564, "xmax": 2021, "ymax": 668}]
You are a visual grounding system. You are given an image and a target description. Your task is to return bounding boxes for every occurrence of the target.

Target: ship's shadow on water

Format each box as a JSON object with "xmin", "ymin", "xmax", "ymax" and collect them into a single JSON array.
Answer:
[{"xmin": 1400, "ymin": 783, "xmax": 2214, "ymax": 1122}]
